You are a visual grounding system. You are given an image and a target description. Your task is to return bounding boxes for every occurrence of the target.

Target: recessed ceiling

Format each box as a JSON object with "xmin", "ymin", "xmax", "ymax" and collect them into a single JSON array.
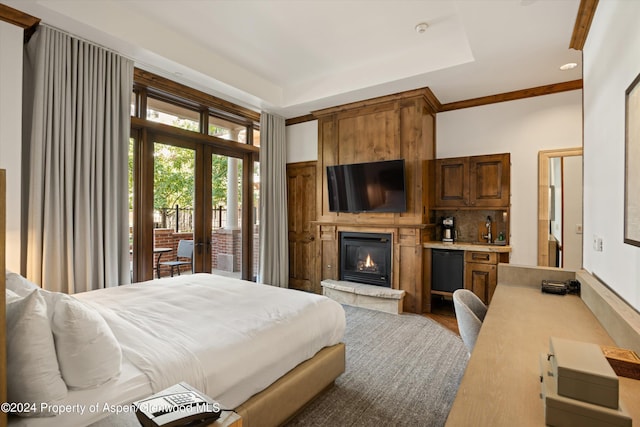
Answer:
[{"xmin": 6, "ymin": 0, "xmax": 582, "ymax": 118}]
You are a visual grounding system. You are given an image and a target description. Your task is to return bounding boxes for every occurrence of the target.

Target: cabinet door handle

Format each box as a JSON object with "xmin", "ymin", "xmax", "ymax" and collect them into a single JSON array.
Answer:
[{"xmin": 472, "ymin": 253, "xmax": 490, "ymax": 261}]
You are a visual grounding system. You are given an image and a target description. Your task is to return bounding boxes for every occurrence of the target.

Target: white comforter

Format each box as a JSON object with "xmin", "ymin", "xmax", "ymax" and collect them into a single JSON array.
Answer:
[{"xmin": 75, "ymin": 273, "xmax": 346, "ymax": 409}]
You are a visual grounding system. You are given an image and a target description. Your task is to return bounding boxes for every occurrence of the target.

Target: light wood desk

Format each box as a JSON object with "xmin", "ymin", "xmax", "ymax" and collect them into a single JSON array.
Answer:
[{"xmin": 445, "ymin": 282, "xmax": 640, "ymax": 426}]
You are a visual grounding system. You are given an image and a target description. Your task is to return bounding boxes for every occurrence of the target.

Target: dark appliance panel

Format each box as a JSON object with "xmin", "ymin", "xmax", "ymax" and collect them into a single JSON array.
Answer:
[{"xmin": 431, "ymin": 249, "xmax": 464, "ymax": 293}]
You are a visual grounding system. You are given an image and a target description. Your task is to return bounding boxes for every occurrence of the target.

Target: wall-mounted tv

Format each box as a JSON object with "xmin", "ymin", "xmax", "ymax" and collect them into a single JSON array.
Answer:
[{"xmin": 327, "ymin": 159, "xmax": 407, "ymax": 213}]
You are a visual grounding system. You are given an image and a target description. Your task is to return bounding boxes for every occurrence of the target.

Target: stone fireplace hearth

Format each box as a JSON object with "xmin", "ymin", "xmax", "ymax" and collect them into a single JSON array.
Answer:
[{"xmin": 321, "ymin": 279, "xmax": 405, "ymax": 314}]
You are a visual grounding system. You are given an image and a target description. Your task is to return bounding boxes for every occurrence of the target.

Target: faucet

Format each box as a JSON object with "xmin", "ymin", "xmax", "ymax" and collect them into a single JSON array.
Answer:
[{"xmin": 483, "ymin": 216, "xmax": 492, "ymax": 243}]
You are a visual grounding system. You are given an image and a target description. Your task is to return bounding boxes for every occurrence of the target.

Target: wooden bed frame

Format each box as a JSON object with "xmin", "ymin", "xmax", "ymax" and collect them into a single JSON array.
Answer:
[
  {"xmin": 236, "ymin": 342, "xmax": 345, "ymax": 427},
  {"xmin": 0, "ymin": 168, "xmax": 344, "ymax": 427}
]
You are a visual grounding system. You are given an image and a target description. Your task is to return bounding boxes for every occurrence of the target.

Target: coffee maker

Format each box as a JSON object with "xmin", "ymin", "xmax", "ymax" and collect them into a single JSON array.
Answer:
[{"xmin": 442, "ymin": 216, "xmax": 455, "ymax": 243}]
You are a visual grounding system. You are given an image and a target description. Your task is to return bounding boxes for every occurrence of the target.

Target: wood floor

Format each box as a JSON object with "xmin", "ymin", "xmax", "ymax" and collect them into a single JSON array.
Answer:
[{"xmin": 424, "ymin": 295, "xmax": 459, "ymax": 336}]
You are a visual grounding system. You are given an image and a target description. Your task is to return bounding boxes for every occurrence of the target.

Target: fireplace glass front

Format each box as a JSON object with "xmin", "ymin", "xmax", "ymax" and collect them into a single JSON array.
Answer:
[{"xmin": 340, "ymin": 232, "xmax": 392, "ymax": 287}]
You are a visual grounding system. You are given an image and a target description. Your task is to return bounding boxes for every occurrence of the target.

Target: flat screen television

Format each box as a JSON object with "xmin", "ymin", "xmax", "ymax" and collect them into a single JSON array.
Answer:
[{"xmin": 326, "ymin": 159, "xmax": 407, "ymax": 213}]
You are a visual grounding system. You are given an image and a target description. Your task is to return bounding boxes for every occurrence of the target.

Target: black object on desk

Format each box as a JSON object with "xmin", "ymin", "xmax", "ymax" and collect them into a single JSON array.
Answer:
[{"xmin": 541, "ymin": 279, "xmax": 581, "ymax": 295}]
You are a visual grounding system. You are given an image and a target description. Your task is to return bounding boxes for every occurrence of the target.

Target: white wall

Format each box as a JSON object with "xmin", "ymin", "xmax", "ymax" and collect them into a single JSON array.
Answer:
[
  {"xmin": 0, "ymin": 21, "xmax": 23, "ymax": 272},
  {"xmin": 563, "ymin": 155, "xmax": 583, "ymax": 271},
  {"xmin": 437, "ymin": 91, "xmax": 583, "ymax": 266},
  {"xmin": 583, "ymin": 0, "xmax": 640, "ymax": 311},
  {"xmin": 286, "ymin": 121, "xmax": 318, "ymax": 163}
]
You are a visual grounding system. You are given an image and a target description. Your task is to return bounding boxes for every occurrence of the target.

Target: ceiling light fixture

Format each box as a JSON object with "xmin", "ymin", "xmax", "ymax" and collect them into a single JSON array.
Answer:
[
  {"xmin": 415, "ymin": 22, "xmax": 429, "ymax": 34},
  {"xmin": 560, "ymin": 62, "xmax": 578, "ymax": 71}
]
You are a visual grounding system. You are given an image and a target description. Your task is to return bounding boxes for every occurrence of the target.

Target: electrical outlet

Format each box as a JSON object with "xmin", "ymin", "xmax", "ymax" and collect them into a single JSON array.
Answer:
[{"xmin": 592, "ymin": 235, "xmax": 603, "ymax": 252}]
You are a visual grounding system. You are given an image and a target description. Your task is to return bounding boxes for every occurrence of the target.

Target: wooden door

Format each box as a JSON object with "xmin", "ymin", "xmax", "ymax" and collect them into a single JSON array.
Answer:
[
  {"xmin": 469, "ymin": 153, "xmax": 510, "ymax": 207},
  {"xmin": 434, "ymin": 157, "xmax": 469, "ymax": 207},
  {"xmin": 287, "ymin": 161, "xmax": 317, "ymax": 293}
]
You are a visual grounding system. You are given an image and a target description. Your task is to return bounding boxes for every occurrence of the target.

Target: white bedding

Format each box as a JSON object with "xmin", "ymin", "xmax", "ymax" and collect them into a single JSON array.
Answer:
[{"xmin": 9, "ymin": 273, "xmax": 345, "ymax": 426}]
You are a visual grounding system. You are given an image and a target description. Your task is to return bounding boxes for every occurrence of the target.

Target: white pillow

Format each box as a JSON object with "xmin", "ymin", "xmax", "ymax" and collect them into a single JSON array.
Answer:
[
  {"xmin": 5, "ymin": 288, "xmax": 22, "ymax": 304},
  {"xmin": 6, "ymin": 291, "xmax": 67, "ymax": 417},
  {"xmin": 4, "ymin": 271, "xmax": 122, "ymax": 389},
  {"xmin": 6, "ymin": 271, "xmax": 39, "ymax": 297},
  {"xmin": 49, "ymin": 293, "xmax": 122, "ymax": 389}
]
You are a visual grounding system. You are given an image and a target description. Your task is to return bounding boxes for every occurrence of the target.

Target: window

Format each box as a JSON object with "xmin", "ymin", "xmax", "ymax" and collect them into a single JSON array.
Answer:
[
  {"xmin": 130, "ymin": 69, "xmax": 260, "ymax": 282},
  {"xmin": 147, "ymin": 97, "xmax": 200, "ymax": 132},
  {"xmin": 209, "ymin": 115, "xmax": 247, "ymax": 143}
]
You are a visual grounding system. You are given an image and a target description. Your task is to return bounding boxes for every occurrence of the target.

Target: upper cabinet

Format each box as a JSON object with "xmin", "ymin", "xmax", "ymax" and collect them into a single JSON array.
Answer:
[
  {"xmin": 434, "ymin": 157, "xmax": 469, "ymax": 207},
  {"xmin": 434, "ymin": 153, "xmax": 510, "ymax": 208}
]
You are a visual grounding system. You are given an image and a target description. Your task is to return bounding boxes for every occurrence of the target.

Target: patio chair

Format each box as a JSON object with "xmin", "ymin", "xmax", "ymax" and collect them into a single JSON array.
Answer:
[{"xmin": 159, "ymin": 239, "xmax": 194, "ymax": 277}]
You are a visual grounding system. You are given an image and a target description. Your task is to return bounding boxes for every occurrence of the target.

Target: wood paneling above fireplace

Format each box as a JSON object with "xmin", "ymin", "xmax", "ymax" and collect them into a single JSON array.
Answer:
[
  {"xmin": 312, "ymin": 88, "xmax": 437, "ymax": 313},
  {"xmin": 313, "ymin": 88, "xmax": 436, "ymax": 226}
]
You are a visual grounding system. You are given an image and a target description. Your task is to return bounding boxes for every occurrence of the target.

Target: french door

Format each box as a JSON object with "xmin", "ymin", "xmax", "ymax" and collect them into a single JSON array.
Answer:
[{"xmin": 130, "ymin": 131, "xmax": 253, "ymax": 282}]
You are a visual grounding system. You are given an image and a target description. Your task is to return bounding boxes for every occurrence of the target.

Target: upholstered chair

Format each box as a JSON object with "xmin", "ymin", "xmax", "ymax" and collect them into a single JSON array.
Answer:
[{"xmin": 453, "ymin": 289, "xmax": 488, "ymax": 355}]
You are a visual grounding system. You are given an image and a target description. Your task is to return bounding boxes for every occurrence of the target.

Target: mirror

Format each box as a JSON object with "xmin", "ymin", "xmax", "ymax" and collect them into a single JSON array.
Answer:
[{"xmin": 538, "ymin": 148, "xmax": 583, "ymax": 268}]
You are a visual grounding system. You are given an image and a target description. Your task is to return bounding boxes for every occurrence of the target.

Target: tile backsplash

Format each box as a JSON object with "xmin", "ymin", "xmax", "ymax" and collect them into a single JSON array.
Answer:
[{"xmin": 435, "ymin": 209, "xmax": 508, "ymax": 243}]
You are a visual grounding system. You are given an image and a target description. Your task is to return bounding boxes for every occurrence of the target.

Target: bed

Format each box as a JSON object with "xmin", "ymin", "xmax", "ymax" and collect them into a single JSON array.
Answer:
[
  {"xmin": 5, "ymin": 273, "xmax": 345, "ymax": 427},
  {"xmin": 0, "ymin": 177, "xmax": 346, "ymax": 426}
]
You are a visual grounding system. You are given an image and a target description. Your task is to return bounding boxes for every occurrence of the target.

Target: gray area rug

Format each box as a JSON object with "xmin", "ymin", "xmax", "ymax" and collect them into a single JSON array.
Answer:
[
  {"xmin": 284, "ymin": 305, "xmax": 468, "ymax": 427},
  {"xmin": 91, "ymin": 305, "xmax": 467, "ymax": 427}
]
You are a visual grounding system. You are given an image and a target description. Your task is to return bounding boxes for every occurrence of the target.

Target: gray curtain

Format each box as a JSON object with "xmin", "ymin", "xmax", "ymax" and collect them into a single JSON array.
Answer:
[
  {"xmin": 258, "ymin": 112, "xmax": 289, "ymax": 287},
  {"xmin": 23, "ymin": 25, "xmax": 133, "ymax": 293}
]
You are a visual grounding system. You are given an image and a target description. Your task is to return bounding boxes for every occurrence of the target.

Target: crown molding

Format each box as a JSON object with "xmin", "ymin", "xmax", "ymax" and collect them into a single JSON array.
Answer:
[
  {"xmin": 439, "ymin": 80, "xmax": 583, "ymax": 112},
  {"xmin": 0, "ymin": 4, "xmax": 40, "ymax": 42},
  {"xmin": 570, "ymin": 0, "xmax": 599, "ymax": 50}
]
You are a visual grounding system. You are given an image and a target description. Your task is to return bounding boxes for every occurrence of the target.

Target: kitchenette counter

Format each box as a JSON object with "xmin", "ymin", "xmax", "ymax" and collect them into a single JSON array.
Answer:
[{"xmin": 423, "ymin": 241, "xmax": 512, "ymax": 253}]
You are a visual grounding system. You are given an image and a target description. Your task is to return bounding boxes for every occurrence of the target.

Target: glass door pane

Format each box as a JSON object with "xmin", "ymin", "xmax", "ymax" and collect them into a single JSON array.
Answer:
[
  {"xmin": 153, "ymin": 142, "xmax": 196, "ymax": 278},
  {"xmin": 211, "ymin": 153, "xmax": 242, "ymax": 279}
]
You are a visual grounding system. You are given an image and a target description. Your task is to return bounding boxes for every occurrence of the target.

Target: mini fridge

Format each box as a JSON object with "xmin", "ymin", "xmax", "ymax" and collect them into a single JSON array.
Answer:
[{"xmin": 432, "ymin": 249, "xmax": 464, "ymax": 293}]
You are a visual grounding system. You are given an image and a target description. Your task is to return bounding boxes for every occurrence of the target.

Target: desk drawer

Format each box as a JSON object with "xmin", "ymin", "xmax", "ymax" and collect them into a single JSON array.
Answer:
[{"xmin": 465, "ymin": 251, "xmax": 497, "ymax": 264}]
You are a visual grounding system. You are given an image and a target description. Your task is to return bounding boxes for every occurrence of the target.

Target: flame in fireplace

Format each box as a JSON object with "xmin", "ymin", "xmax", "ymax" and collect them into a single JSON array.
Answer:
[
  {"xmin": 364, "ymin": 254, "xmax": 375, "ymax": 268},
  {"xmin": 356, "ymin": 252, "xmax": 378, "ymax": 273}
]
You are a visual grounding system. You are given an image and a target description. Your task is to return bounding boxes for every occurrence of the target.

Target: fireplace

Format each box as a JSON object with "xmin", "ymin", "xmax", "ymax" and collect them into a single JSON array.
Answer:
[{"xmin": 340, "ymin": 232, "xmax": 392, "ymax": 287}]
